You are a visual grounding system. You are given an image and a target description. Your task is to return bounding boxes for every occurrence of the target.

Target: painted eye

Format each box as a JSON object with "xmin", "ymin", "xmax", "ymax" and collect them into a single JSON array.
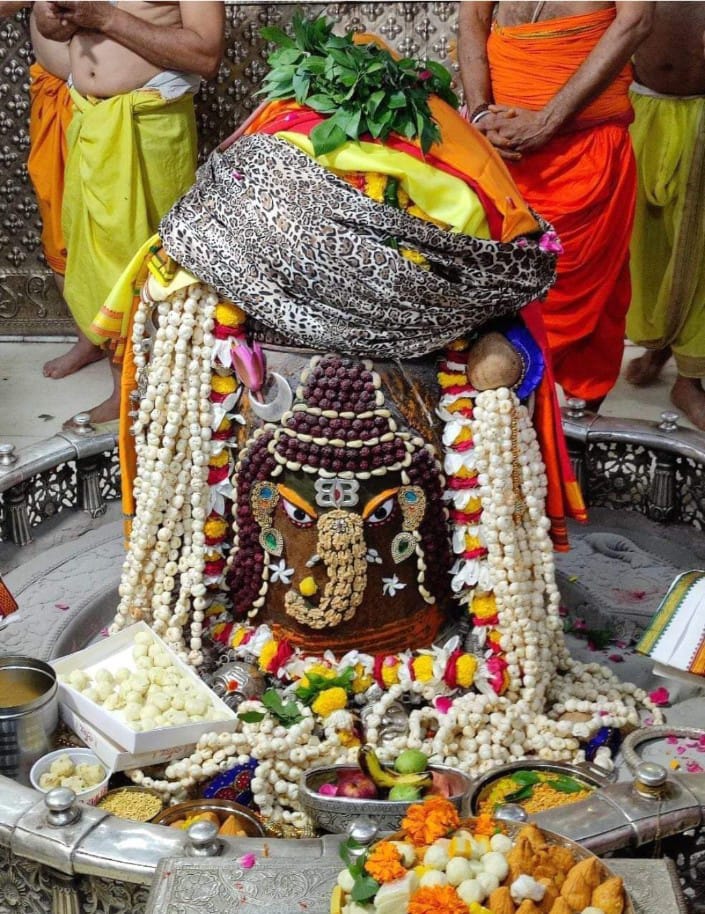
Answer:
[
  {"xmin": 366, "ymin": 497, "xmax": 396, "ymax": 525},
  {"xmin": 281, "ymin": 498, "xmax": 316, "ymax": 528}
]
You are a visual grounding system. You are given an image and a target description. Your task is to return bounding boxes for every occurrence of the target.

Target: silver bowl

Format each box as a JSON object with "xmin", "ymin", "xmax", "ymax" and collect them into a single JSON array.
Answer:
[
  {"xmin": 300, "ymin": 763, "xmax": 472, "ymax": 834},
  {"xmin": 468, "ymin": 758, "xmax": 611, "ymax": 816}
]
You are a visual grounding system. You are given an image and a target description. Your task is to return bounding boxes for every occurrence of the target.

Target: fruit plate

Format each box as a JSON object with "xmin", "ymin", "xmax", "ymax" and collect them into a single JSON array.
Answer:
[
  {"xmin": 299, "ymin": 764, "xmax": 472, "ymax": 834},
  {"xmin": 330, "ymin": 815, "xmax": 636, "ymax": 914}
]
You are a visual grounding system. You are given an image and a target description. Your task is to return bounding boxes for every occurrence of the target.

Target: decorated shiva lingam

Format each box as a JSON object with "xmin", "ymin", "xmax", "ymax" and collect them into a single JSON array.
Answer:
[{"xmin": 102, "ymin": 16, "xmax": 663, "ymax": 833}]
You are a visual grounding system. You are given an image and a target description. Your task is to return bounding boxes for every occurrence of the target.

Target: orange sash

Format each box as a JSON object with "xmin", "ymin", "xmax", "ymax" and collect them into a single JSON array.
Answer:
[
  {"xmin": 488, "ymin": 8, "xmax": 633, "ymax": 131},
  {"xmin": 27, "ymin": 63, "xmax": 73, "ymax": 274}
]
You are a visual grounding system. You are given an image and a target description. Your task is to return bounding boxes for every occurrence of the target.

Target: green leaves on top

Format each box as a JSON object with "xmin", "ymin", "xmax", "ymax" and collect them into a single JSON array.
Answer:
[{"xmin": 259, "ymin": 13, "xmax": 458, "ymax": 156}]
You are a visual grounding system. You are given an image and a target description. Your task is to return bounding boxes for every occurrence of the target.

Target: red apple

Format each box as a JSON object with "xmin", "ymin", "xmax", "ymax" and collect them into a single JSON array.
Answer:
[{"xmin": 336, "ymin": 771, "xmax": 379, "ymax": 799}]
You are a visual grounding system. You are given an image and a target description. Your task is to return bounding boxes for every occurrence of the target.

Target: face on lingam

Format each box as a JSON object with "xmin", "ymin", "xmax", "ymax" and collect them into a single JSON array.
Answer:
[{"xmin": 229, "ymin": 354, "xmax": 452, "ymax": 655}]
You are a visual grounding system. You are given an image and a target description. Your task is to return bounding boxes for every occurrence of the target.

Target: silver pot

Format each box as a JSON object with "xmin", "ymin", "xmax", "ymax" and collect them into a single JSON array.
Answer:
[
  {"xmin": 0, "ymin": 656, "xmax": 58, "ymax": 786},
  {"xmin": 300, "ymin": 764, "xmax": 472, "ymax": 834}
]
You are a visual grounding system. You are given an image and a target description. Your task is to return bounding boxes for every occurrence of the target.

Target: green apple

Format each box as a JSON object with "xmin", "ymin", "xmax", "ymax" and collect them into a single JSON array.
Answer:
[
  {"xmin": 393, "ymin": 749, "xmax": 429, "ymax": 774},
  {"xmin": 388, "ymin": 784, "xmax": 422, "ymax": 801}
]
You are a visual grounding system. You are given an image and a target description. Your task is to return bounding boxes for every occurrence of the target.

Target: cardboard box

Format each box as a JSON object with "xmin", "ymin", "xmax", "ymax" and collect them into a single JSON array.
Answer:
[
  {"xmin": 52, "ymin": 622, "xmax": 238, "ymax": 753},
  {"xmin": 60, "ymin": 704, "xmax": 198, "ymax": 773}
]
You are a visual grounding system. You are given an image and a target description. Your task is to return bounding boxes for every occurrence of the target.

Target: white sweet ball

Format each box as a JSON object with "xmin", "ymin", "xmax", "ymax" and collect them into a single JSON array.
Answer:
[
  {"xmin": 456, "ymin": 879, "xmax": 482, "ymax": 905},
  {"xmin": 489, "ymin": 833, "xmax": 513, "ymax": 855},
  {"xmin": 423, "ymin": 844, "xmax": 450, "ymax": 870},
  {"xmin": 476, "ymin": 871, "xmax": 499, "ymax": 898},
  {"xmin": 336, "ymin": 869, "xmax": 355, "ymax": 893},
  {"xmin": 445, "ymin": 857, "xmax": 475, "ymax": 887},
  {"xmin": 419, "ymin": 870, "xmax": 447, "ymax": 888},
  {"xmin": 481, "ymin": 851, "xmax": 509, "ymax": 882}
]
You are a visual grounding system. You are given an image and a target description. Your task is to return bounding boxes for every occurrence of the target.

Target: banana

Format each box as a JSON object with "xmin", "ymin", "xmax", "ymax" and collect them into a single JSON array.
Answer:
[{"xmin": 358, "ymin": 745, "xmax": 432, "ymax": 791}]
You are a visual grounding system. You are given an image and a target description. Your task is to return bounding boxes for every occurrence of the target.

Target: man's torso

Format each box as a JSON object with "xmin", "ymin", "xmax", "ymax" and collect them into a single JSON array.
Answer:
[
  {"xmin": 71, "ymin": 0, "xmax": 184, "ymax": 98},
  {"xmin": 633, "ymin": 2, "xmax": 705, "ymax": 96},
  {"xmin": 494, "ymin": 1, "xmax": 613, "ymax": 28},
  {"xmin": 29, "ymin": 8, "xmax": 70, "ymax": 81}
]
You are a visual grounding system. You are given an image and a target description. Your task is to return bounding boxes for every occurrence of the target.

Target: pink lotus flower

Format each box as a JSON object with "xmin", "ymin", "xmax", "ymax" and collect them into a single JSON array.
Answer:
[
  {"xmin": 539, "ymin": 231, "xmax": 563, "ymax": 254},
  {"xmin": 231, "ymin": 341, "xmax": 266, "ymax": 393},
  {"xmin": 238, "ymin": 853, "xmax": 257, "ymax": 869},
  {"xmin": 648, "ymin": 687, "xmax": 670, "ymax": 706}
]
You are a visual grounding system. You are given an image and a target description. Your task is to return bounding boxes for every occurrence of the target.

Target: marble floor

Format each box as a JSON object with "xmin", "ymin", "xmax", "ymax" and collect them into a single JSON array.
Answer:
[{"xmin": 0, "ymin": 338, "xmax": 702, "ymax": 454}]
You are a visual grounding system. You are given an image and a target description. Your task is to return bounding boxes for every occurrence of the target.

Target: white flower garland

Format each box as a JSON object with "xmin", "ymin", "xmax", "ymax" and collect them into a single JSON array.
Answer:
[{"xmin": 114, "ymin": 282, "xmax": 663, "ymax": 823}]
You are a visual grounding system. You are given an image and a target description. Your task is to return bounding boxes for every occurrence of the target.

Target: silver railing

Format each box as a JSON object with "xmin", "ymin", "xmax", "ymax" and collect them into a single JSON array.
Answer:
[{"xmin": 0, "ymin": 416, "xmax": 119, "ymax": 546}]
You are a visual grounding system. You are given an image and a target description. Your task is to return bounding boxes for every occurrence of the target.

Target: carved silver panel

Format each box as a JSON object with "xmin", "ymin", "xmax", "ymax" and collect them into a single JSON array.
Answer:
[
  {"xmin": 0, "ymin": 449, "xmax": 119, "ymax": 543},
  {"xmin": 0, "ymin": 3, "xmax": 460, "ymax": 334}
]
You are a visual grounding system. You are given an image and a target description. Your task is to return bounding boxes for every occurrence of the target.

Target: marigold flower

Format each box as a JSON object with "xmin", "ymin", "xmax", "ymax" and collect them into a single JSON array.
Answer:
[
  {"xmin": 205, "ymin": 601, "xmax": 226, "ymax": 618},
  {"xmin": 338, "ymin": 730, "xmax": 360, "ymax": 748},
  {"xmin": 204, "ymin": 516, "xmax": 229, "ymax": 540},
  {"xmin": 208, "ymin": 449, "xmax": 230, "ymax": 468},
  {"xmin": 299, "ymin": 663, "xmax": 335, "ymax": 690},
  {"xmin": 364, "ymin": 841, "xmax": 407, "ymax": 883},
  {"xmin": 364, "ymin": 172, "xmax": 387, "ymax": 202},
  {"xmin": 471, "ymin": 593, "xmax": 497, "ymax": 620},
  {"xmin": 216, "ymin": 415, "xmax": 233, "ymax": 434},
  {"xmin": 402, "ymin": 797, "xmax": 460, "ymax": 846},
  {"xmin": 455, "ymin": 654, "xmax": 477, "ymax": 688},
  {"xmin": 411, "ymin": 655, "xmax": 435, "ymax": 683},
  {"xmin": 473, "ymin": 813, "xmax": 497, "ymax": 837},
  {"xmin": 258, "ymin": 639, "xmax": 279, "ymax": 672},
  {"xmin": 446, "ymin": 396, "xmax": 474, "ymax": 413},
  {"xmin": 311, "ymin": 687, "xmax": 348, "ymax": 718},
  {"xmin": 381, "ymin": 659, "xmax": 401, "ymax": 687},
  {"xmin": 215, "ymin": 300, "xmax": 246, "ymax": 327},
  {"xmin": 351, "ymin": 663, "xmax": 374, "ymax": 694},
  {"xmin": 230, "ymin": 625, "xmax": 248, "ymax": 647},
  {"xmin": 438, "ymin": 371, "xmax": 468, "ymax": 388},
  {"xmin": 408, "ymin": 884, "xmax": 468, "ymax": 914},
  {"xmin": 400, "ymin": 247, "xmax": 430, "ymax": 270},
  {"xmin": 211, "ymin": 374, "xmax": 238, "ymax": 395}
]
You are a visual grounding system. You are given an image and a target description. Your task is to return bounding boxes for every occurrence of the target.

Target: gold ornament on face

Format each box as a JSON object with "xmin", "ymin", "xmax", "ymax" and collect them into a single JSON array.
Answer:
[
  {"xmin": 251, "ymin": 481, "xmax": 282, "ymax": 558},
  {"xmin": 391, "ymin": 486, "xmax": 426, "ymax": 565}
]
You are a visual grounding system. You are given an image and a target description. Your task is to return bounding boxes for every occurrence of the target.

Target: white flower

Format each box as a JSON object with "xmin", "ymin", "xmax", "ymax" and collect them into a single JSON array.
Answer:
[
  {"xmin": 268, "ymin": 560, "xmax": 294, "ymax": 585},
  {"xmin": 382, "ymin": 575, "xmax": 406, "ymax": 597}
]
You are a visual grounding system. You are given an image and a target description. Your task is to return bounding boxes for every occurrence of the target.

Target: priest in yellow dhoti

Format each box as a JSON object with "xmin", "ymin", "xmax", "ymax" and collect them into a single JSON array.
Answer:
[
  {"xmin": 626, "ymin": 7, "xmax": 705, "ymax": 431},
  {"xmin": 65, "ymin": 88, "xmax": 197, "ymax": 362}
]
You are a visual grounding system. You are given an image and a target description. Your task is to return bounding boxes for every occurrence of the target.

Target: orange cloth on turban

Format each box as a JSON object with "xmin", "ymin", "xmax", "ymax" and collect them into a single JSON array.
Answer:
[
  {"xmin": 27, "ymin": 63, "xmax": 73, "ymax": 275},
  {"xmin": 488, "ymin": 9, "xmax": 636, "ymax": 402}
]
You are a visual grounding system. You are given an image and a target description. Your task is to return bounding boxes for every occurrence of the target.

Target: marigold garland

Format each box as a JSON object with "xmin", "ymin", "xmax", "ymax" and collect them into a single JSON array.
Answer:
[
  {"xmin": 364, "ymin": 841, "xmax": 407, "ymax": 883},
  {"xmin": 401, "ymin": 796, "xmax": 460, "ymax": 846},
  {"xmin": 408, "ymin": 884, "xmax": 468, "ymax": 914}
]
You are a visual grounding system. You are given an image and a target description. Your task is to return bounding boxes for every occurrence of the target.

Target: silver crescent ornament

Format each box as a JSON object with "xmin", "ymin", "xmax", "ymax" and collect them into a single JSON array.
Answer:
[{"xmin": 249, "ymin": 372, "xmax": 293, "ymax": 423}]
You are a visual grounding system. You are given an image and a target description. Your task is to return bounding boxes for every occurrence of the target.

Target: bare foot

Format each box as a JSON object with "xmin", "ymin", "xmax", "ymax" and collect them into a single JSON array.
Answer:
[
  {"xmin": 43, "ymin": 338, "xmax": 105, "ymax": 379},
  {"xmin": 63, "ymin": 360, "xmax": 121, "ymax": 431},
  {"xmin": 625, "ymin": 347, "xmax": 672, "ymax": 386},
  {"xmin": 670, "ymin": 376, "xmax": 705, "ymax": 431}
]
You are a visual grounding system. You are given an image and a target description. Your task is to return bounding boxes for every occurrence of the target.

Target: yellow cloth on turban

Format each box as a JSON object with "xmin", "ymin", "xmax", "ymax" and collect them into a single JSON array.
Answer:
[
  {"xmin": 62, "ymin": 86, "xmax": 197, "ymax": 345},
  {"xmin": 277, "ymin": 132, "xmax": 491, "ymax": 239},
  {"xmin": 627, "ymin": 88, "xmax": 705, "ymax": 378}
]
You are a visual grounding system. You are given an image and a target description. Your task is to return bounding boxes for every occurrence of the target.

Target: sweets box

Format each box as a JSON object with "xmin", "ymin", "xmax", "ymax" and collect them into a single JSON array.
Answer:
[{"xmin": 52, "ymin": 622, "xmax": 238, "ymax": 754}]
